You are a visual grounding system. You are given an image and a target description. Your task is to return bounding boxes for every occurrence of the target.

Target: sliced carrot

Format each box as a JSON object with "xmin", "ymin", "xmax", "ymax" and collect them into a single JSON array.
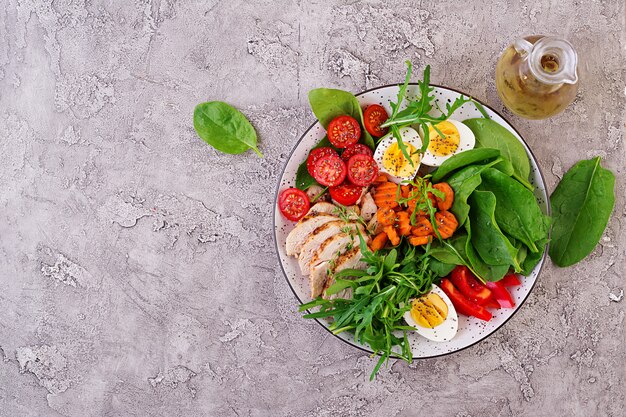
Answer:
[
  {"xmin": 408, "ymin": 235, "xmax": 433, "ymax": 246},
  {"xmin": 373, "ymin": 182, "xmax": 399, "ymax": 209},
  {"xmin": 396, "ymin": 211, "xmax": 412, "ymax": 236},
  {"xmin": 435, "ymin": 210, "xmax": 459, "ymax": 239},
  {"xmin": 433, "ymin": 182, "xmax": 455, "ymax": 211},
  {"xmin": 400, "ymin": 185, "xmax": 411, "ymax": 199},
  {"xmin": 383, "ymin": 225, "xmax": 400, "ymax": 246},
  {"xmin": 373, "ymin": 174, "xmax": 388, "ymax": 184},
  {"xmin": 370, "ymin": 232, "xmax": 389, "ymax": 252},
  {"xmin": 411, "ymin": 216, "xmax": 434, "ymax": 236},
  {"xmin": 377, "ymin": 207, "xmax": 396, "ymax": 226}
]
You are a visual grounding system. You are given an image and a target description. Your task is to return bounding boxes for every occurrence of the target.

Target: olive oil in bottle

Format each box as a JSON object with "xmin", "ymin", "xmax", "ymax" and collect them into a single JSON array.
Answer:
[{"xmin": 495, "ymin": 36, "xmax": 579, "ymax": 120}]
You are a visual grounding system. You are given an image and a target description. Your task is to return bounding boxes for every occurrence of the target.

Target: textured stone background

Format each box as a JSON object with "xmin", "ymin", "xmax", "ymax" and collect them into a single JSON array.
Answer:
[{"xmin": 0, "ymin": 1, "xmax": 624, "ymax": 416}]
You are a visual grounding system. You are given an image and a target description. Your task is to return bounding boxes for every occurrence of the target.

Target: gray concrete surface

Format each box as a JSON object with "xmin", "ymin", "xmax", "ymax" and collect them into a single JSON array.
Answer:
[{"xmin": 0, "ymin": 1, "xmax": 624, "ymax": 416}]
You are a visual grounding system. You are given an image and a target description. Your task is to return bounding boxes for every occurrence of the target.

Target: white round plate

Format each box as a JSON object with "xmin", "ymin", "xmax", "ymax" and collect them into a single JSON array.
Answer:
[{"xmin": 273, "ymin": 84, "xmax": 550, "ymax": 359}]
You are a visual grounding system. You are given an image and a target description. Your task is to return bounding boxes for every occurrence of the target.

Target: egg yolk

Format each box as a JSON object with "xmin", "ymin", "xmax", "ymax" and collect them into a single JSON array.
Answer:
[
  {"xmin": 410, "ymin": 293, "xmax": 449, "ymax": 329},
  {"xmin": 428, "ymin": 121, "xmax": 460, "ymax": 157},
  {"xmin": 382, "ymin": 142, "xmax": 421, "ymax": 177}
]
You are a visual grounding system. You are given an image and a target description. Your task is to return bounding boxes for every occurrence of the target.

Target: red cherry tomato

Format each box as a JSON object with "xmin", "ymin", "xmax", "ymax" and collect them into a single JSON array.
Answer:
[
  {"xmin": 312, "ymin": 155, "xmax": 347, "ymax": 187},
  {"xmin": 449, "ymin": 266, "xmax": 493, "ymax": 306},
  {"xmin": 341, "ymin": 143, "xmax": 373, "ymax": 163},
  {"xmin": 327, "ymin": 115, "xmax": 361, "ymax": 148},
  {"xmin": 440, "ymin": 278, "xmax": 492, "ymax": 321},
  {"xmin": 329, "ymin": 183, "xmax": 364, "ymax": 206},
  {"xmin": 278, "ymin": 188, "xmax": 310, "ymax": 221},
  {"xmin": 363, "ymin": 104, "xmax": 389, "ymax": 137},
  {"xmin": 306, "ymin": 147, "xmax": 339, "ymax": 177},
  {"xmin": 346, "ymin": 154, "xmax": 379, "ymax": 186}
]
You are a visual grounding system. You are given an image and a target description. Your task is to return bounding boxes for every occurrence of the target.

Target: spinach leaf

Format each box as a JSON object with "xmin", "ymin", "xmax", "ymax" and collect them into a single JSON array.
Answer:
[
  {"xmin": 463, "ymin": 118, "xmax": 531, "ymax": 187},
  {"xmin": 193, "ymin": 101, "xmax": 263, "ymax": 157},
  {"xmin": 294, "ymin": 137, "xmax": 334, "ymax": 190},
  {"xmin": 479, "ymin": 168, "xmax": 549, "ymax": 253},
  {"xmin": 464, "ymin": 221, "xmax": 509, "ymax": 281},
  {"xmin": 308, "ymin": 88, "xmax": 375, "ymax": 149},
  {"xmin": 467, "ymin": 190, "xmax": 521, "ymax": 270},
  {"xmin": 428, "ymin": 233, "xmax": 482, "ymax": 279},
  {"xmin": 429, "ymin": 258, "xmax": 457, "ymax": 277},
  {"xmin": 431, "ymin": 148, "xmax": 501, "ymax": 182},
  {"xmin": 549, "ymin": 157, "xmax": 615, "ymax": 267},
  {"xmin": 449, "ymin": 169, "xmax": 482, "ymax": 227},
  {"xmin": 446, "ymin": 160, "xmax": 504, "ymax": 227},
  {"xmin": 521, "ymin": 238, "xmax": 547, "ymax": 275}
]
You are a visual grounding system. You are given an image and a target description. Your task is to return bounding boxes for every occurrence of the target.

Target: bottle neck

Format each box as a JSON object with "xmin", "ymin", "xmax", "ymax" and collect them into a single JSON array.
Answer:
[{"xmin": 528, "ymin": 37, "xmax": 578, "ymax": 85}]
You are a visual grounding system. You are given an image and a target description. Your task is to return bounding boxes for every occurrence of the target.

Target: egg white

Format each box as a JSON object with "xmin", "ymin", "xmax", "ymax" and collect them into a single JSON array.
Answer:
[
  {"xmin": 403, "ymin": 284, "xmax": 458, "ymax": 342},
  {"xmin": 419, "ymin": 120, "xmax": 476, "ymax": 167},
  {"xmin": 373, "ymin": 126, "xmax": 422, "ymax": 184}
]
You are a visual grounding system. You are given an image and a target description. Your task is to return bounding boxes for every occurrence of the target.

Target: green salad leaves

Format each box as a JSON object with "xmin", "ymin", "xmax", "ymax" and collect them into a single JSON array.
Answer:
[
  {"xmin": 193, "ymin": 101, "xmax": 263, "ymax": 157},
  {"xmin": 299, "ymin": 234, "xmax": 438, "ymax": 380}
]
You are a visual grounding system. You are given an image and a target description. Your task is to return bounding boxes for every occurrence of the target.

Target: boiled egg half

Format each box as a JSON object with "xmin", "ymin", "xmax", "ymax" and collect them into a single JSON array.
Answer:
[
  {"xmin": 403, "ymin": 284, "xmax": 458, "ymax": 342},
  {"xmin": 373, "ymin": 127, "xmax": 422, "ymax": 184},
  {"xmin": 419, "ymin": 120, "xmax": 475, "ymax": 167}
]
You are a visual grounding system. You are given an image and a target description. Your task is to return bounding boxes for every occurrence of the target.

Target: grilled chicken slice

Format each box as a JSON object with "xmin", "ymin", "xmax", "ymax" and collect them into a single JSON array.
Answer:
[
  {"xmin": 307, "ymin": 202, "xmax": 337, "ymax": 215},
  {"xmin": 308, "ymin": 225, "xmax": 365, "ymax": 269},
  {"xmin": 285, "ymin": 213, "xmax": 338, "ymax": 256},
  {"xmin": 367, "ymin": 215, "xmax": 384, "ymax": 235},
  {"xmin": 323, "ymin": 247, "xmax": 367, "ymax": 300},
  {"xmin": 360, "ymin": 192, "xmax": 377, "ymax": 221},
  {"xmin": 309, "ymin": 260, "xmax": 330, "ymax": 298},
  {"xmin": 299, "ymin": 221, "xmax": 346, "ymax": 275}
]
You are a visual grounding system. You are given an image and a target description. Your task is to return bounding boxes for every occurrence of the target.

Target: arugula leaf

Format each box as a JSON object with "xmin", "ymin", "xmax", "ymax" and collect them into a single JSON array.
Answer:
[{"xmin": 299, "ymin": 236, "xmax": 437, "ymax": 380}]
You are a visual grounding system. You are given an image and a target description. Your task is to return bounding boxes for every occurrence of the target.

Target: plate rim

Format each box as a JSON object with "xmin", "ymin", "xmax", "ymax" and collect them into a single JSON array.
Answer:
[{"xmin": 272, "ymin": 82, "xmax": 551, "ymax": 359}]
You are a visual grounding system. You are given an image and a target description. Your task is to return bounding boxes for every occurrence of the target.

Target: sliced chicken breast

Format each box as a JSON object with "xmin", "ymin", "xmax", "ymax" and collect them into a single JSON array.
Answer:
[
  {"xmin": 360, "ymin": 192, "xmax": 377, "ymax": 221},
  {"xmin": 323, "ymin": 247, "xmax": 368, "ymax": 300},
  {"xmin": 309, "ymin": 261, "xmax": 330, "ymax": 298},
  {"xmin": 307, "ymin": 202, "xmax": 337, "ymax": 215},
  {"xmin": 308, "ymin": 224, "xmax": 366, "ymax": 269},
  {"xmin": 285, "ymin": 213, "xmax": 338, "ymax": 256},
  {"xmin": 299, "ymin": 221, "xmax": 350, "ymax": 275}
]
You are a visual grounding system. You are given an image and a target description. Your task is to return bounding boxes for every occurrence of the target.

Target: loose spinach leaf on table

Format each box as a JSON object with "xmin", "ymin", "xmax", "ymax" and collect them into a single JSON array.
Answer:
[
  {"xmin": 479, "ymin": 168, "xmax": 549, "ymax": 253},
  {"xmin": 308, "ymin": 88, "xmax": 375, "ymax": 149},
  {"xmin": 463, "ymin": 118, "xmax": 531, "ymax": 189},
  {"xmin": 467, "ymin": 190, "xmax": 521, "ymax": 271},
  {"xmin": 549, "ymin": 156, "xmax": 615, "ymax": 267},
  {"xmin": 193, "ymin": 101, "xmax": 263, "ymax": 157}
]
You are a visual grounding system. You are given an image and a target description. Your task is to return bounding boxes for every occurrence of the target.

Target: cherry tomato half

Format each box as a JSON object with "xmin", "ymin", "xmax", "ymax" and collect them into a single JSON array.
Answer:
[
  {"xmin": 341, "ymin": 143, "xmax": 373, "ymax": 163},
  {"xmin": 329, "ymin": 183, "xmax": 364, "ymax": 206},
  {"xmin": 278, "ymin": 188, "xmax": 310, "ymax": 221},
  {"xmin": 363, "ymin": 104, "xmax": 389, "ymax": 137},
  {"xmin": 346, "ymin": 154, "xmax": 379, "ymax": 186},
  {"xmin": 306, "ymin": 147, "xmax": 338, "ymax": 177},
  {"xmin": 327, "ymin": 115, "xmax": 361, "ymax": 148},
  {"xmin": 312, "ymin": 155, "xmax": 347, "ymax": 187}
]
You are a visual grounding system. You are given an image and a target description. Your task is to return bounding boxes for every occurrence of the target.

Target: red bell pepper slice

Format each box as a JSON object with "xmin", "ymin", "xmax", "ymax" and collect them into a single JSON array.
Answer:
[
  {"xmin": 440, "ymin": 278, "xmax": 492, "ymax": 321},
  {"xmin": 499, "ymin": 273, "xmax": 522, "ymax": 287},
  {"xmin": 485, "ymin": 281, "xmax": 515, "ymax": 308},
  {"xmin": 449, "ymin": 266, "xmax": 493, "ymax": 306}
]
